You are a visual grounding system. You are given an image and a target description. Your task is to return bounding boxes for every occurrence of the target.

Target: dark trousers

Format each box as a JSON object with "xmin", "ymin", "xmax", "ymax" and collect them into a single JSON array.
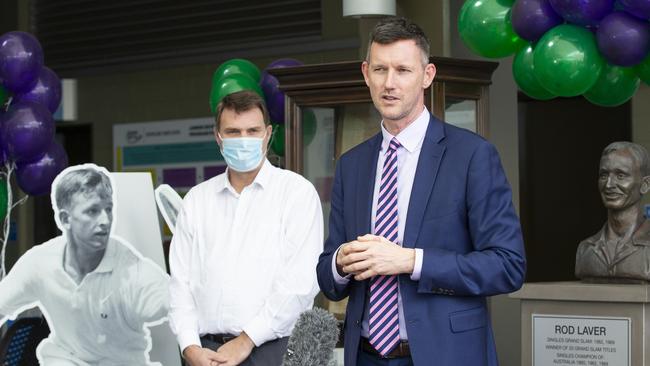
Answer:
[
  {"xmin": 200, "ymin": 336, "xmax": 289, "ymax": 366},
  {"xmin": 357, "ymin": 349, "xmax": 414, "ymax": 366}
]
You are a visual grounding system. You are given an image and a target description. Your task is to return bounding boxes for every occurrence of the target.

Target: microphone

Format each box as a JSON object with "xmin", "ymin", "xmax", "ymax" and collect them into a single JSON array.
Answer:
[{"xmin": 282, "ymin": 307, "xmax": 340, "ymax": 366}]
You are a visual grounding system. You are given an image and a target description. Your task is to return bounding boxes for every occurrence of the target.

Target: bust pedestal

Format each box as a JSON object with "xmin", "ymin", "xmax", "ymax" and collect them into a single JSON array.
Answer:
[{"xmin": 510, "ymin": 282, "xmax": 650, "ymax": 366}]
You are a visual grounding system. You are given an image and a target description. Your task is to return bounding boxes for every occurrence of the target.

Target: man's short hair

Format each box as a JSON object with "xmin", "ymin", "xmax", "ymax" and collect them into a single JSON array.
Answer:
[
  {"xmin": 214, "ymin": 90, "xmax": 270, "ymax": 130},
  {"xmin": 54, "ymin": 168, "xmax": 113, "ymax": 211},
  {"xmin": 602, "ymin": 141, "xmax": 650, "ymax": 176},
  {"xmin": 366, "ymin": 16, "xmax": 430, "ymax": 66}
]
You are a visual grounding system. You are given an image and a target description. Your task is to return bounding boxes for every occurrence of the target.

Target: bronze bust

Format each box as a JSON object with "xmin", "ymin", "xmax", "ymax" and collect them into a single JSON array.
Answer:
[{"xmin": 575, "ymin": 142, "xmax": 650, "ymax": 282}]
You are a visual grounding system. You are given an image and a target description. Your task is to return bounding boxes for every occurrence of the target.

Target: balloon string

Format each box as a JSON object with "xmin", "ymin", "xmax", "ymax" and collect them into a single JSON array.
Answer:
[
  {"xmin": 0, "ymin": 161, "xmax": 25, "ymax": 280},
  {"xmin": 3, "ymin": 96, "xmax": 12, "ymax": 112}
]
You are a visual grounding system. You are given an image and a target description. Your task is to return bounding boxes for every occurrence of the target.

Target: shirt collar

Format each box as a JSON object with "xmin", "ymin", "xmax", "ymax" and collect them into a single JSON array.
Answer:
[
  {"xmin": 60, "ymin": 236, "xmax": 118, "ymax": 274},
  {"xmin": 216, "ymin": 159, "xmax": 273, "ymax": 195},
  {"xmin": 380, "ymin": 106, "xmax": 429, "ymax": 153},
  {"xmin": 93, "ymin": 237, "xmax": 118, "ymax": 273},
  {"xmin": 586, "ymin": 221, "xmax": 650, "ymax": 248}
]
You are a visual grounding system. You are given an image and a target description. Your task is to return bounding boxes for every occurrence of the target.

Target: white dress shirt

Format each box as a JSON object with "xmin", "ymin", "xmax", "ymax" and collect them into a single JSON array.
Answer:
[
  {"xmin": 0, "ymin": 236, "xmax": 169, "ymax": 365},
  {"xmin": 169, "ymin": 159, "xmax": 323, "ymax": 352},
  {"xmin": 332, "ymin": 106, "xmax": 429, "ymax": 339}
]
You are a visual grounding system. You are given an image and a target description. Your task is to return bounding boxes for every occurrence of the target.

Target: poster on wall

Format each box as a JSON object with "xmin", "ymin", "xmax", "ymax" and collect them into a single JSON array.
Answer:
[
  {"xmin": 113, "ymin": 117, "xmax": 227, "ymax": 242},
  {"xmin": 0, "ymin": 164, "xmax": 181, "ymax": 365}
]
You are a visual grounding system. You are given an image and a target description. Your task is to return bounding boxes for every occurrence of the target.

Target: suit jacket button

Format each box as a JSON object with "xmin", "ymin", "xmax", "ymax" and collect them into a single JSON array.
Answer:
[{"xmin": 355, "ymin": 320, "xmax": 360, "ymax": 325}]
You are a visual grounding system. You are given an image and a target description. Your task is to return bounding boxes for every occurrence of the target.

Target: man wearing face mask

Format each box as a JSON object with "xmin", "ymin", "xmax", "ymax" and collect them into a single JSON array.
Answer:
[{"xmin": 168, "ymin": 90, "xmax": 324, "ymax": 366}]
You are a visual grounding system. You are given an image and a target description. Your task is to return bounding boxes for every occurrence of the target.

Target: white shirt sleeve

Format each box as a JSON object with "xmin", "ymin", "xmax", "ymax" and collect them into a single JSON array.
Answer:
[
  {"xmin": 242, "ymin": 181, "xmax": 324, "ymax": 346},
  {"xmin": 126, "ymin": 257, "xmax": 170, "ymax": 326},
  {"xmin": 168, "ymin": 196, "xmax": 202, "ymax": 352},
  {"xmin": 0, "ymin": 249, "xmax": 38, "ymax": 321},
  {"xmin": 331, "ymin": 245, "xmax": 351, "ymax": 284}
]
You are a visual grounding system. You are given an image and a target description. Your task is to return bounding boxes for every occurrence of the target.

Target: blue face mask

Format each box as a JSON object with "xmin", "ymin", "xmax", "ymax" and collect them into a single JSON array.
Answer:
[{"xmin": 218, "ymin": 133, "xmax": 266, "ymax": 172}]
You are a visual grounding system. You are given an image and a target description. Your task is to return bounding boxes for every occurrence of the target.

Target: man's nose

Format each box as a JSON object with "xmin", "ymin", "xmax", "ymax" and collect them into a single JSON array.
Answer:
[
  {"xmin": 605, "ymin": 175, "xmax": 616, "ymax": 187},
  {"xmin": 98, "ymin": 210, "xmax": 111, "ymax": 226},
  {"xmin": 384, "ymin": 69, "xmax": 396, "ymax": 89}
]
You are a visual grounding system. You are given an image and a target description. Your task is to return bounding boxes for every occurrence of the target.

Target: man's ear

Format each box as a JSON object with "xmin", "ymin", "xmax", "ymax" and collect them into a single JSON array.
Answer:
[
  {"xmin": 59, "ymin": 210, "xmax": 70, "ymax": 230},
  {"xmin": 641, "ymin": 175, "xmax": 650, "ymax": 195},
  {"xmin": 214, "ymin": 126, "xmax": 222, "ymax": 148},
  {"xmin": 423, "ymin": 63, "xmax": 436, "ymax": 89},
  {"xmin": 361, "ymin": 61, "xmax": 370, "ymax": 88}
]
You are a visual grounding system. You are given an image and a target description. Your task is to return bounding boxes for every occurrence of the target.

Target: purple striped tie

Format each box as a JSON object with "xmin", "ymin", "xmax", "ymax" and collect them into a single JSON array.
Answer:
[{"xmin": 369, "ymin": 137, "xmax": 401, "ymax": 357}]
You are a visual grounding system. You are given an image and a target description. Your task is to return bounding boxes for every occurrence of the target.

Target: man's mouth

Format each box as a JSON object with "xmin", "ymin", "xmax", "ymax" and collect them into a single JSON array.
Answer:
[
  {"xmin": 603, "ymin": 191, "xmax": 623, "ymax": 199},
  {"xmin": 382, "ymin": 95, "xmax": 399, "ymax": 102}
]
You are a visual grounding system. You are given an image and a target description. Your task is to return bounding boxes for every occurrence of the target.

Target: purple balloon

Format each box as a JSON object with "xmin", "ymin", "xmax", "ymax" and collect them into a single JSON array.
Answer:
[
  {"xmin": 16, "ymin": 141, "xmax": 68, "ymax": 196},
  {"xmin": 267, "ymin": 89, "xmax": 285, "ymax": 124},
  {"xmin": 260, "ymin": 71, "xmax": 280, "ymax": 100},
  {"xmin": 1, "ymin": 100, "xmax": 54, "ymax": 163},
  {"xmin": 15, "ymin": 67, "xmax": 62, "ymax": 113},
  {"xmin": 619, "ymin": 0, "xmax": 650, "ymax": 19},
  {"xmin": 512, "ymin": 0, "xmax": 564, "ymax": 42},
  {"xmin": 597, "ymin": 12, "xmax": 650, "ymax": 66},
  {"xmin": 260, "ymin": 70, "xmax": 286, "ymax": 123},
  {"xmin": 0, "ymin": 31, "xmax": 44, "ymax": 93},
  {"xmin": 260, "ymin": 59, "xmax": 303, "ymax": 124},
  {"xmin": 266, "ymin": 58, "xmax": 303, "ymax": 69},
  {"xmin": 549, "ymin": 0, "xmax": 614, "ymax": 26}
]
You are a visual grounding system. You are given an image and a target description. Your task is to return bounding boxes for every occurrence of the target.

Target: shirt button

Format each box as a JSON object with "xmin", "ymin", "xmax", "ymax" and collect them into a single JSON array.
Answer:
[{"xmin": 97, "ymin": 334, "xmax": 106, "ymax": 344}]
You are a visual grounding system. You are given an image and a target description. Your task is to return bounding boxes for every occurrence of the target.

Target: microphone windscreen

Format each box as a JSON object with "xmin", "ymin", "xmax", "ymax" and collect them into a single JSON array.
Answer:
[{"xmin": 281, "ymin": 307, "xmax": 340, "ymax": 366}]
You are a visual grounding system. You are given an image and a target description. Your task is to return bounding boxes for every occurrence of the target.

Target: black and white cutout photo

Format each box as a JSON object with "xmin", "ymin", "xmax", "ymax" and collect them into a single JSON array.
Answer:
[{"xmin": 0, "ymin": 164, "xmax": 170, "ymax": 365}]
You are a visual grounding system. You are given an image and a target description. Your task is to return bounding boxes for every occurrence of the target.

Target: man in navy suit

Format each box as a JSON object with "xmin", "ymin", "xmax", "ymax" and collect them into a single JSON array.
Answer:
[{"xmin": 316, "ymin": 17, "xmax": 526, "ymax": 366}]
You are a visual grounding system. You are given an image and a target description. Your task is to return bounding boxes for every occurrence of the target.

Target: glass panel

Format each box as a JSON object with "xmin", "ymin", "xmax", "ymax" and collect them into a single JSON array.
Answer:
[
  {"xmin": 301, "ymin": 103, "xmax": 380, "ymax": 317},
  {"xmin": 302, "ymin": 103, "xmax": 381, "ymax": 238},
  {"xmin": 445, "ymin": 98, "xmax": 477, "ymax": 133},
  {"xmin": 303, "ymin": 106, "xmax": 336, "ymax": 240}
]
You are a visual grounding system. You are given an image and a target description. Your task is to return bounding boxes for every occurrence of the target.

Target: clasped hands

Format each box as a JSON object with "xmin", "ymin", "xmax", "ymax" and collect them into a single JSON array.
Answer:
[
  {"xmin": 183, "ymin": 332, "xmax": 254, "ymax": 366},
  {"xmin": 336, "ymin": 234, "xmax": 415, "ymax": 280}
]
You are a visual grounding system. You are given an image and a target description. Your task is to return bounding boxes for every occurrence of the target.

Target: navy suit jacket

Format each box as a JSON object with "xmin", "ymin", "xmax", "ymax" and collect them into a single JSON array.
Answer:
[{"xmin": 316, "ymin": 115, "xmax": 526, "ymax": 366}]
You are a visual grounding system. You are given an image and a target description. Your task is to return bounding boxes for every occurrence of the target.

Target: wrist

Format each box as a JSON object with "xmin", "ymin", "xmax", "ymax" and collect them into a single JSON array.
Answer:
[
  {"xmin": 239, "ymin": 331, "xmax": 255, "ymax": 351},
  {"xmin": 182, "ymin": 344, "xmax": 202, "ymax": 359},
  {"xmin": 403, "ymin": 248, "xmax": 416, "ymax": 274}
]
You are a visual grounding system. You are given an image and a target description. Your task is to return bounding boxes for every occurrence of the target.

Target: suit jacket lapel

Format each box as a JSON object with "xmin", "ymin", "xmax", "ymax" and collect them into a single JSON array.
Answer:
[
  {"xmin": 403, "ymin": 115, "xmax": 446, "ymax": 248},
  {"xmin": 356, "ymin": 134, "xmax": 382, "ymax": 237}
]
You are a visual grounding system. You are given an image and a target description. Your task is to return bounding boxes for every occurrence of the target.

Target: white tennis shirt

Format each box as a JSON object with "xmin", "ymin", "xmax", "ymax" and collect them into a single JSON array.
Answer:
[{"xmin": 0, "ymin": 236, "xmax": 169, "ymax": 365}]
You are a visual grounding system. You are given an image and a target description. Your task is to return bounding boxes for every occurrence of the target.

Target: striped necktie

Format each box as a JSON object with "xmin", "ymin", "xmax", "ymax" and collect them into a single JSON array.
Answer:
[{"xmin": 368, "ymin": 137, "xmax": 401, "ymax": 357}]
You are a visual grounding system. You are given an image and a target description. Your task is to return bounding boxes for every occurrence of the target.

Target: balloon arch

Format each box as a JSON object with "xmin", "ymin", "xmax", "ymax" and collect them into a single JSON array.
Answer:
[
  {"xmin": 209, "ymin": 58, "xmax": 317, "ymax": 157},
  {"xmin": 0, "ymin": 31, "xmax": 69, "ymax": 278},
  {"xmin": 458, "ymin": 0, "xmax": 650, "ymax": 106}
]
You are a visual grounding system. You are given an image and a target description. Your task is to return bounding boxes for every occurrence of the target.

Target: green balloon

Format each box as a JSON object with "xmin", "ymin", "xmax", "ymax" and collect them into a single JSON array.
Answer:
[
  {"xmin": 270, "ymin": 123, "xmax": 285, "ymax": 157},
  {"xmin": 458, "ymin": 0, "xmax": 526, "ymax": 58},
  {"xmin": 0, "ymin": 178, "xmax": 7, "ymax": 221},
  {"xmin": 209, "ymin": 74, "xmax": 264, "ymax": 113},
  {"xmin": 636, "ymin": 54, "xmax": 650, "ymax": 85},
  {"xmin": 269, "ymin": 111, "xmax": 317, "ymax": 157},
  {"xmin": 212, "ymin": 59, "xmax": 261, "ymax": 85},
  {"xmin": 0, "ymin": 86, "xmax": 8, "ymax": 107},
  {"xmin": 584, "ymin": 64, "xmax": 639, "ymax": 107},
  {"xmin": 534, "ymin": 24, "xmax": 604, "ymax": 97},
  {"xmin": 512, "ymin": 44, "xmax": 556, "ymax": 100}
]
